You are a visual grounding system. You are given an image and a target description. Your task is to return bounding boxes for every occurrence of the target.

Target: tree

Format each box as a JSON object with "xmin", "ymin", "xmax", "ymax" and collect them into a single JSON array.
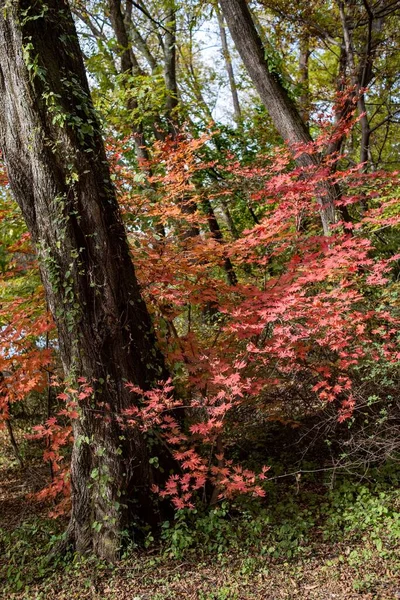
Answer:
[
  {"xmin": 215, "ymin": 2, "xmax": 242, "ymax": 123},
  {"xmin": 1, "ymin": 0, "xmax": 399, "ymax": 568},
  {"xmin": 0, "ymin": 0, "xmax": 168, "ymax": 560},
  {"xmin": 219, "ymin": 0, "xmax": 312, "ymax": 149},
  {"xmin": 257, "ymin": 0, "xmax": 400, "ymax": 170},
  {"xmin": 218, "ymin": 0, "xmax": 343, "ymax": 232}
]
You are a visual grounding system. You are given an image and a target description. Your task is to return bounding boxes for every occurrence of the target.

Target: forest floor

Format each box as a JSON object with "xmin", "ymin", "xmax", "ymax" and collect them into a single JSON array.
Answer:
[{"xmin": 1, "ymin": 458, "xmax": 400, "ymax": 600}]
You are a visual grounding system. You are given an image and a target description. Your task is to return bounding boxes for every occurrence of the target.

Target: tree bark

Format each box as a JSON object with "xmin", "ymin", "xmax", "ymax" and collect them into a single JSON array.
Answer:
[
  {"xmin": 0, "ymin": 0, "xmax": 168, "ymax": 561},
  {"xmin": 298, "ymin": 35, "xmax": 311, "ymax": 125},
  {"xmin": 219, "ymin": 0, "xmax": 313, "ymax": 150},
  {"xmin": 0, "ymin": 372, "xmax": 24, "ymax": 468},
  {"xmin": 164, "ymin": 2, "xmax": 179, "ymax": 133},
  {"xmin": 219, "ymin": 0, "xmax": 336, "ymax": 233},
  {"xmin": 216, "ymin": 4, "xmax": 242, "ymax": 123},
  {"xmin": 5, "ymin": 417, "xmax": 24, "ymax": 468},
  {"xmin": 338, "ymin": 0, "xmax": 383, "ymax": 171},
  {"xmin": 108, "ymin": 0, "xmax": 149, "ymax": 161},
  {"xmin": 202, "ymin": 197, "xmax": 237, "ymax": 286}
]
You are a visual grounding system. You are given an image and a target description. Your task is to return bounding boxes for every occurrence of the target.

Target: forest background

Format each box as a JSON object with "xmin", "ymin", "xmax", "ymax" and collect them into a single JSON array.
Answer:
[{"xmin": 0, "ymin": 0, "xmax": 400, "ymax": 598}]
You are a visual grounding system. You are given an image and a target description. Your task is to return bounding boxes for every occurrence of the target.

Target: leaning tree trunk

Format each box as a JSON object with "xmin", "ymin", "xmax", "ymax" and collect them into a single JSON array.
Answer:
[
  {"xmin": 219, "ymin": 0, "xmax": 337, "ymax": 234},
  {"xmin": 0, "ymin": 0, "xmax": 169, "ymax": 561}
]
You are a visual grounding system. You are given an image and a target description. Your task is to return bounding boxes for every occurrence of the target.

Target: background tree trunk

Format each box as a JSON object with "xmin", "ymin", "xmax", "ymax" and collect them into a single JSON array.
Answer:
[
  {"xmin": 219, "ymin": 0, "xmax": 314, "ymax": 150},
  {"xmin": 164, "ymin": 1, "xmax": 179, "ymax": 133},
  {"xmin": 108, "ymin": 0, "xmax": 149, "ymax": 161},
  {"xmin": 216, "ymin": 3, "xmax": 242, "ymax": 123},
  {"xmin": 0, "ymin": 0, "xmax": 168, "ymax": 561},
  {"xmin": 219, "ymin": 0, "xmax": 337, "ymax": 233},
  {"xmin": 298, "ymin": 34, "xmax": 311, "ymax": 125}
]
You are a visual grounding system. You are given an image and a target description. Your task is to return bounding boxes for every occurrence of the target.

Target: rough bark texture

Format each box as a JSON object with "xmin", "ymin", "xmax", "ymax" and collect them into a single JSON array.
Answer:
[
  {"xmin": 219, "ymin": 0, "xmax": 312, "ymax": 150},
  {"xmin": 219, "ymin": 0, "xmax": 336, "ymax": 233},
  {"xmin": 0, "ymin": 0, "xmax": 168, "ymax": 561}
]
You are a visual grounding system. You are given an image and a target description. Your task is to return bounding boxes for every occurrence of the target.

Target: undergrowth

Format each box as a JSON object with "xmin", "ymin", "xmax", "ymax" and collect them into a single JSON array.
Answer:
[{"xmin": 1, "ymin": 464, "xmax": 399, "ymax": 598}]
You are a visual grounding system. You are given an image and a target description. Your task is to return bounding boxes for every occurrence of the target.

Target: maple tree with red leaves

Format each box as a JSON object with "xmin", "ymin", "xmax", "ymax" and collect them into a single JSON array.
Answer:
[{"xmin": 1, "ymin": 120, "xmax": 399, "ymax": 522}]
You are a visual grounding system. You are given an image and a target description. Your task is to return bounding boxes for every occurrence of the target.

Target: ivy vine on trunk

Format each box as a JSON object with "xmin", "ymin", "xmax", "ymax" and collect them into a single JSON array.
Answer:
[{"xmin": 0, "ymin": 0, "xmax": 169, "ymax": 561}]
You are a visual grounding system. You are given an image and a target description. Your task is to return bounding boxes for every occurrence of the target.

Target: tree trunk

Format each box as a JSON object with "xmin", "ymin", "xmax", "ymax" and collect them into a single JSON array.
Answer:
[
  {"xmin": 298, "ymin": 35, "xmax": 311, "ymax": 125},
  {"xmin": 108, "ymin": 0, "xmax": 149, "ymax": 161},
  {"xmin": 216, "ymin": 4, "xmax": 242, "ymax": 123},
  {"xmin": 219, "ymin": 0, "xmax": 313, "ymax": 150},
  {"xmin": 219, "ymin": 0, "xmax": 336, "ymax": 233},
  {"xmin": 202, "ymin": 197, "xmax": 237, "ymax": 286},
  {"xmin": 164, "ymin": 2, "xmax": 179, "ymax": 133},
  {"xmin": 5, "ymin": 418, "xmax": 24, "ymax": 468},
  {"xmin": 0, "ymin": 0, "xmax": 168, "ymax": 561},
  {"xmin": 0, "ymin": 372, "xmax": 24, "ymax": 468},
  {"xmin": 338, "ymin": 0, "xmax": 379, "ymax": 171}
]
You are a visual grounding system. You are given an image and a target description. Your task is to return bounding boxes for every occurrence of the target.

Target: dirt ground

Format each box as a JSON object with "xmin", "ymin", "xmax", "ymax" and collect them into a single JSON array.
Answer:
[{"xmin": 1, "ymin": 458, "xmax": 399, "ymax": 600}]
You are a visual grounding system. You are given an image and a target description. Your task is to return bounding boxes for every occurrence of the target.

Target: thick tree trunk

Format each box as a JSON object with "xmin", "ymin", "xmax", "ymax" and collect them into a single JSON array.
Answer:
[
  {"xmin": 219, "ymin": 0, "xmax": 336, "ymax": 233},
  {"xmin": 0, "ymin": 0, "xmax": 168, "ymax": 561}
]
